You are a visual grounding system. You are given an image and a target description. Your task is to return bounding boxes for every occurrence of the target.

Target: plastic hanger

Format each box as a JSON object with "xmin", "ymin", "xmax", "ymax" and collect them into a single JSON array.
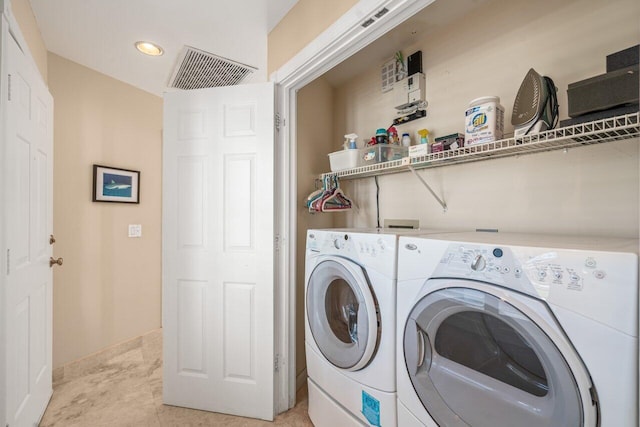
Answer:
[
  {"xmin": 321, "ymin": 176, "xmax": 352, "ymax": 212},
  {"xmin": 306, "ymin": 175, "xmax": 353, "ymax": 213}
]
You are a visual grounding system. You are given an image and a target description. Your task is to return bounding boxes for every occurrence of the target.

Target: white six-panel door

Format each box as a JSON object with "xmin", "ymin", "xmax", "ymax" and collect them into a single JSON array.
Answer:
[
  {"xmin": 162, "ymin": 82, "xmax": 275, "ymax": 421},
  {"xmin": 3, "ymin": 19, "xmax": 54, "ymax": 427}
]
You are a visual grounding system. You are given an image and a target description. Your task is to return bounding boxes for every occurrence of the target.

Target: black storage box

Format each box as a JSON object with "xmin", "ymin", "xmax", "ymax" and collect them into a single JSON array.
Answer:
[
  {"xmin": 607, "ymin": 45, "xmax": 639, "ymax": 72},
  {"xmin": 567, "ymin": 64, "xmax": 639, "ymax": 117},
  {"xmin": 559, "ymin": 104, "xmax": 639, "ymax": 128}
]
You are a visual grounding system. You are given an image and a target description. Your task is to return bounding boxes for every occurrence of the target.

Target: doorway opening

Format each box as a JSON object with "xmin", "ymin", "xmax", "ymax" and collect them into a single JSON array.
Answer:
[{"xmin": 273, "ymin": 0, "xmax": 435, "ymax": 413}]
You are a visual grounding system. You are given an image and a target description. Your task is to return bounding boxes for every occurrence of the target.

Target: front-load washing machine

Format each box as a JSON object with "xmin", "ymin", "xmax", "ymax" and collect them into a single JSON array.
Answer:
[
  {"xmin": 396, "ymin": 231, "xmax": 638, "ymax": 427},
  {"xmin": 305, "ymin": 228, "xmax": 447, "ymax": 427}
]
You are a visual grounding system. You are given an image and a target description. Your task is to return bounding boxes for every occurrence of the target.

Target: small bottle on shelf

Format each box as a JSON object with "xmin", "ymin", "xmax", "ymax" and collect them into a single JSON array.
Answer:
[
  {"xmin": 401, "ymin": 133, "xmax": 411, "ymax": 147},
  {"xmin": 417, "ymin": 129, "xmax": 430, "ymax": 145}
]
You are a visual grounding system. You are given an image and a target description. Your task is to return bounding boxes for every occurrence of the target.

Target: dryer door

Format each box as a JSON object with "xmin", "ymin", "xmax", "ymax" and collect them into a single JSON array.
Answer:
[
  {"xmin": 403, "ymin": 283, "xmax": 594, "ymax": 427},
  {"xmin": 306, "ymin": 257, "xmax": 379, "ymax": 371}
]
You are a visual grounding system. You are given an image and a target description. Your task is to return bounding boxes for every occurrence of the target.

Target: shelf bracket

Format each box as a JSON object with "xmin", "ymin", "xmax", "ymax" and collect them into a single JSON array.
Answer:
[{"xmin": 407, "ymin": 165, "xmax": 447, "ymax": 212}]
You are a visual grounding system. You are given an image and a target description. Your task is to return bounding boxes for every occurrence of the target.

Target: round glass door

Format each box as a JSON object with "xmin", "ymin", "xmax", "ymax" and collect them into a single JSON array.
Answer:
[
  {"xmin": 307, "ymin": 258, "xmax": 379, "ymax": 370},
  {"xmin": 403, "ymin": 286, "xmax": 587, "ymax": 427}
]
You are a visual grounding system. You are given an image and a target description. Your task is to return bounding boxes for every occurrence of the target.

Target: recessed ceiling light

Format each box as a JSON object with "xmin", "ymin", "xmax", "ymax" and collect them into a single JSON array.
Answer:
[{"xmin": 135, "ymin": 41, "xmax": 164, "ymax": 56}]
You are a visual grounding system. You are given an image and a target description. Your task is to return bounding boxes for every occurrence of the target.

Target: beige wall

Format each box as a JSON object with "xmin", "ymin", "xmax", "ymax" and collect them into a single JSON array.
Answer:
[
  {"xmin": 9, "ymin": 0, "xmax": 47, "ymax": 82},
  {"xmin": 332, "ymin": 0, "xmax": 639, "ymax": 238},
  {"xmin": 48, "ymin": 53, "xmax": 163, "ymax": 368},
  {"xmin": 267, "ymin": 0, "xmax": 358, "ymax": 75},
  {"xmin": 295, "ymin": 78, "xmax": 337, "ymax": 381}
]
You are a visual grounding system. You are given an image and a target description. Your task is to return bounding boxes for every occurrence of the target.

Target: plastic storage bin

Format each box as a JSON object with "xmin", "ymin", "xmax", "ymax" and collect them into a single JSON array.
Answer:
[
  {"xmin": 328, "ymin": 149, "xmax": 361, "ymax": 171},
  {"xmin": 361, "ymin": 144, "xmax": 408, "ymax": 165},
  {"xmin": 328, "ymin": 144, "xmax": 408, "ymax": 171}
]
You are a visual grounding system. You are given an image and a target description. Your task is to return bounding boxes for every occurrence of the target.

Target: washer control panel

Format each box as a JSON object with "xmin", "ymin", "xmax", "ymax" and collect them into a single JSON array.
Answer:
[
  {"xmin": 309, "ymin": 232, "xmax": 392, "ymax": 256},
  {"xmin": 307, "ymin": 230, "xmax": 400, "ymax": 278}
]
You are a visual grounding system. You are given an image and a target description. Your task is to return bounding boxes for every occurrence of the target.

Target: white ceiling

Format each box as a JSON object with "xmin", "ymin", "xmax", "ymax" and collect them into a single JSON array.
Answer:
[{"xmin": 30, "ymin": 0, "xmax": 299, "ymax": 96}]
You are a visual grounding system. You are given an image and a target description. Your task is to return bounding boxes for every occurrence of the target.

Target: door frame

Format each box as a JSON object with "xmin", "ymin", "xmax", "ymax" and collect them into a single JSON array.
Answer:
[
  {"xmin": 0, "ymin": 1, "xmax": 50, "ymax": 425},
  {"xmin": 271, "ymin": 0, "xmax": 435, "ymax": 412}
]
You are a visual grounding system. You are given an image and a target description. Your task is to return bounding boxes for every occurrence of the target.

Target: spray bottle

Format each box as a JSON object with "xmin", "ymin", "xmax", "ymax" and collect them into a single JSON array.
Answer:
[
  {"xmin": 344, "ymin": 133, "xmax": 358, "ymax": 149},
  {"xmin": 417, "ymin": 129, "xmax": 430, "ymax": 145}
]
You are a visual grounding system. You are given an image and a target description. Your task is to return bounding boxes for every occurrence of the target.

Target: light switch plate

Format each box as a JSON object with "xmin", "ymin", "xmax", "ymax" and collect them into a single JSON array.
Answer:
[{"xmin": 128, "ymin": 224, "xmax": 142, "ymax": 238}]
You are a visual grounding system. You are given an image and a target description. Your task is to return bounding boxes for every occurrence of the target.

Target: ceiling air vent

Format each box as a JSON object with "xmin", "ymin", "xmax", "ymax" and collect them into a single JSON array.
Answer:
[{"xmin": 169, "ymin": 46, "xmax": 257, "ymax": 90}]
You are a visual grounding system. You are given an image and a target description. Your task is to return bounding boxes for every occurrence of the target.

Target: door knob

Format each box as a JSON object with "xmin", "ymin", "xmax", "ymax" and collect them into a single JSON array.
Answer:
[
  {"xmin": 49, "ymin": 235, "xmax": 56, "ymax": 245},
  {"xmin": 49, "ymin": 257, "xmax": 63, "ymax": 267}
]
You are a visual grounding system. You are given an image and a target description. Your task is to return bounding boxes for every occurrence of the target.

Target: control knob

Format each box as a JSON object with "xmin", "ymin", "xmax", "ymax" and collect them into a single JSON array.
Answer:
[{"xmin": 471, "ymin": 255, "xmax": 486, "ymax": 271}]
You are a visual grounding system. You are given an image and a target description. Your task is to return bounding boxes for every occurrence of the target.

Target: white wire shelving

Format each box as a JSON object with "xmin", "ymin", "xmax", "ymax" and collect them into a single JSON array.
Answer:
[{"xmin": 322, "ymin": 112, "xmax": 640, "ymax": 180}]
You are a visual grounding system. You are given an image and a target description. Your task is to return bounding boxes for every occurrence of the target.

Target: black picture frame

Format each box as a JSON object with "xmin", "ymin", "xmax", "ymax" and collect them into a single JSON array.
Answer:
[{"xmin": 92, "ymin": 164, "xmax": 140, "ymax": 204}]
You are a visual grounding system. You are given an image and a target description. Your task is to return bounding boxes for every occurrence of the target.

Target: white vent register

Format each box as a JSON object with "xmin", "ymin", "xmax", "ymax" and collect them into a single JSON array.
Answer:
[{"xmin": 169, "ymin": 46, "xmax": 257, "ymax": 90}]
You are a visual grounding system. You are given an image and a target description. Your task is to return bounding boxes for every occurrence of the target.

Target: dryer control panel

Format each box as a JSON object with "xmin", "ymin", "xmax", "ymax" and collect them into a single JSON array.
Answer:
[
  {"xmin": 427, "ymin": 241, "xmax": 638, "ymax": 337},
  {"xmin": 435, "ymin": 243, "xmax": 605, "ymax": 300},
  {"xmin": 435, "ymin": 244, "xmax": 537, "ymax": 296},
  {"xmin": 401, "ymin": 234, "xmax": 638, "ymax": 337}
]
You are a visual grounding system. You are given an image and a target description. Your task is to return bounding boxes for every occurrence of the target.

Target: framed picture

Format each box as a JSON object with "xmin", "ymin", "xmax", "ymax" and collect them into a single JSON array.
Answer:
[{"xmin": 92, "ymin": 164, "xmax": 140, "ymax": 203}]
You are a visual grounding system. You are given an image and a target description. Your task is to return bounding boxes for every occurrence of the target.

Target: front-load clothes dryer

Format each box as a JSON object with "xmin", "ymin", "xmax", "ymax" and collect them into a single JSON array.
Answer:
[
  {"xmin": 305, "ymin": 228, "xmax": 451, "ymax": 427},
  {"xmin": 396, "ymin": 232, "xmax": 638, "ymax": 427}
]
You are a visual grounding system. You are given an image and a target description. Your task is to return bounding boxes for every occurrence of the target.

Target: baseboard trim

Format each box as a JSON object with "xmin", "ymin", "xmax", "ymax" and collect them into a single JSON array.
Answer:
[{"xmin": 53, "ymin": 328, "xmax": 162, "ymax": 385}]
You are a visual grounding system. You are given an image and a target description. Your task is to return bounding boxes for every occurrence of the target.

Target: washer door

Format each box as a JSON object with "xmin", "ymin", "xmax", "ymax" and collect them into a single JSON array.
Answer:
[
  {"xmin": 306, "ymin": 257, "xmax": 379, "ymax": 371},
  {"xmin": 404, "ymin": 284, "xmax": 590, "ymax": 427}
]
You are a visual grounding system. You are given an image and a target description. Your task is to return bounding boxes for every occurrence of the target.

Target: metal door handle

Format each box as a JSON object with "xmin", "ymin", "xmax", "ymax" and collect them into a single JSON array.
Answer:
[
  {"xmin": 49, "ymin": 257, "xmax": 63, "ymax": 267},
  {"xmin": 416, "ymin": 326, "xmax": 432, "ymax": 371}
]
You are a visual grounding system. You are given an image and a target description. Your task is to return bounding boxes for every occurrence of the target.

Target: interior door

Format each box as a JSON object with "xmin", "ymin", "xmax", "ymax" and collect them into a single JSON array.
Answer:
[
  {"xmin": 3, "ymin": 24, "xmax": 54, "ymax": 427},
  {"xmin": 163, "ymin": 82, "xmax": 275, "ymax": 420}
]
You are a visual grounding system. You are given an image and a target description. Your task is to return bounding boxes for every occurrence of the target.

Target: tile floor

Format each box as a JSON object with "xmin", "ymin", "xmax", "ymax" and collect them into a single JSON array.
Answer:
[{"xmin": 40, "ymin": 329, "xmax": 312, "ymax": 426}]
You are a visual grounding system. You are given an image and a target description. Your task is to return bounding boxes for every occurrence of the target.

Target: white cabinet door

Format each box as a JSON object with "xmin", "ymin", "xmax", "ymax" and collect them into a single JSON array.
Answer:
[
  {"xmin": 3, "ymin": 21, "xmax": 54, "ymax": 427},
  {"xmin": 162, "ymin": 82, "xmax": 275, "ymax": 420}
]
